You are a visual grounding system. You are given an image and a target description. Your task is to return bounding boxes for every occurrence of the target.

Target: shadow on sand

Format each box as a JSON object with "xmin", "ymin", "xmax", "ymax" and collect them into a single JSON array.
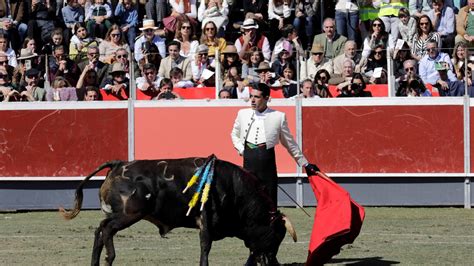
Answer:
[{"xmin": 283, "ymin": 256, "xmax": 400, "ymax": 265}]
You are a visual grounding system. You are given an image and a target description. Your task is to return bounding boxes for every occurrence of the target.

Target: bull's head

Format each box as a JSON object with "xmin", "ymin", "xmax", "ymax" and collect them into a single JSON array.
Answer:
[{"xmin": 248, "ymin": 213, "xmax": 297, "ymax": 265}]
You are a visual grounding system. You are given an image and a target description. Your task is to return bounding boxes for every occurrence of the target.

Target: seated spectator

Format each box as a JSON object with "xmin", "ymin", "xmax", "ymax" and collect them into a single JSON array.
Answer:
[
  {"xmin": 452, "ymin": 42, "xmax": 468, "ymax": 80},
  {"xmin": 48, "ymin": 45, "xmax": 81, "ymax": 87},
  {"xmin": 427, "ymin": 0, "xmax": 455, "ymax": 50},
  {"xmin": 69, "ymin": 22, "xmax": 101, "ymax": 62},
  {"xmin": 296, "ymin": 79, "xmax": 318, "ymax": 98},
  {"xmin": 62, "ymin": 0, "xmax": 85, "ymax": 35},
  {"xmin": 393, "ymin": 40, "xmax": 414, "ymax": 78},
  {"xmin": 433, "ymin": 61, "xmax": 467, "ymax": 96},
  {"xmin": 456, "ymin": 0, "xmax": 474, "ymax": 45},
  {"xmin": 0, "ymin": 33, "xmax": 17, "ymax": 67},
  {"xmin": 398, "ymin": 8, "xmax": 416, "ymax": 48},
  {"xmin": 0, "ymin": 0, "xmax": 27, "ymax": 52},
  {"xmin": 369, "ymin": 68, "xmax": 388, "ymax": 84},
  {"xmin": 14, "ymin": 49, "xmax": 42, "ymax": 90},
  {"xmin": 112, "ymin": 48, "xmax": 141, "ymax": 79},
  {"xmin": 313, "ymin": 18, "xmax": 347, "ymax": 61},
  {"xmin": 254, "ymin": 61, "xmax": 277, "ymax": 86},
  {"xmin": 174, "ymin": 20, "xmax": 199, "ymax": 59},
  {"xmin": 363, "ymin": 45, "xmax": 387, "ymax": 80},
  {"xmin": 271, "ymin": 45, "xmax": 292, "ymax": 79},
  {"xmin": 411, "ymin": 15, "xmax": 441, "ymax": 61},
  {"xmin": 22, "ymin": 38, "xmax": 38, "ymax": 55},
  {"xmin": 221, "ymin": 45, "xmax": 241, "ymax": 77},
  {"xmin": 154, "ymin": 78, "xmax": 182, "ymax": 100},
  {"xmin": 85, "ymin": 0, "xmax": 112, "ymax": 38},
  {"xmin": 272, "ymin": 24, "xmax": 304, "ymax": 62},
  {"xmin": 101, "ymin": 62, "xmax": 130, "ymax": 100},
  {"xmin": 362, "ymin": 18, "xmax": 393, "ymax": 59},
  {"xmin": 329, "ymin": 58, "xmax": 354, "ymax": 85},
  {"xmin": 27, "ymin": 0, "xmax": 57, "ymax": 47},
  {"xmin": 47, "ymin": 76, "xmax": 78, "ymax": 101},
  {"xmin": 139, "ymin": 40, "xmax": 163, "ymax": 71},
  {"xmin": 333, "ymin": 40, "xmax": 364, "ymax": 75},
  {"xmin": 19, "ymin": 68, "xmax": 46, "ymax": 101},
  {"xmin": 268, "ymin": 0, "xmax": 293, "ymax": 45},
  {"xmin": 137, "ymin": 63, "xmax": 162, "ymax": 99},
  {"xmin": 313, "ymin": 70, "xmax": 332, "ymax": 98},
  {"xmin": 164, "ymin": 0, "xmax": 198, "ymax": 34},
  {"xmin": 200, "ymin": 21, "xmax": 227, "ymax": 57},
  {"xmin": 218, "ymin": 88, "xmax": 232, "ymax": 99},
  {"xmin": 170, "ymin": 67, "xmax": 194, "ymax": 88},
  {"xmin": 76, "ymin": 67, "xmax": 98, "ymax": 101},
  {"xmin": 134, "ymin": 19, "xmax": 166, "ymax": 62},
  {"xmin": 78, "ymin": 46, "xmax": 108, "ymax": 86},
  {"xmin": 419, "ymin": 40, "xmax": 456, "ymax": 85},
  {"xmin": 337, "ymin": 73, "xmax": 372, "ymax": 97},
  {"xmin": 279, "ymin": 64, "xmax": 298, "ymax": 98},
  {"xmin": 397, "ymin": 73, "xmax": 431, "ymax": 97},
  {"xmin": 41, "ymin": 28, "xmax": 68, "ymax": 56},
  {"xmin": 223, "ymin": 66, "xmax": 245, "ymax": 97},
  {"xmin": 242, "ymin": 47, "xmax": 263, "ymax": 85},
  {"xmin": 198, "ymin": 0, "xmax": 229, "ymax": 34},
  {"xmin": 114, "ymin": 0, "xmax": 138, "ymax": 51},
  {"xmin": 158, "ymin": 40, "xmax": 192, "ymax": 80},
  {"xmin": 300, "ymin": 43, "xmax": 333, "ymax": 81},
  {"xmin": 84, "ymin": 85, "xmax": 100, "ymax": 101},
  {"xmin": 0, "ymin": 66, "xmax": 18, "ymax": 101},
  {"xmin": 235, "ymin": 18, "xmax": 271, "ymax": 62},
  {"xmin": 99, "ymin": 24, "xmax": 131, "ymax": 64},
  {"xmin": 192, "ymin": 44, "xmax": 214, "ymax": 85}
]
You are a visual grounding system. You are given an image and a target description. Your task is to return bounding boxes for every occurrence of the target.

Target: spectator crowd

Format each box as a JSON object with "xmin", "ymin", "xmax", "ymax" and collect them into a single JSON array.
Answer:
[{"xmin": 1, "ymin": 0, "xmax": 474, "ymax": 101}]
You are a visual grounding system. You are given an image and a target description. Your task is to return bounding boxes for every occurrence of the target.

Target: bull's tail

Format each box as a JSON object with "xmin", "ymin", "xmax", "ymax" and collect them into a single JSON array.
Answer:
[{"xmin": 59, "ymin": 160, "xmax": 123, "ymax": 220}]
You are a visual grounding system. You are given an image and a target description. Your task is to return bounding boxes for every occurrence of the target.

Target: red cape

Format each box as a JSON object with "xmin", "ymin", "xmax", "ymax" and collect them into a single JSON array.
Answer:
[{"xmin": 306, "ymin": 172, "xmax": 365, "ymax": 265}]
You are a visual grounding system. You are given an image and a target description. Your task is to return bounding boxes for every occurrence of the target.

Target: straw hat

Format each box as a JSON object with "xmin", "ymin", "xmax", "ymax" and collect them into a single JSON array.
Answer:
[
  {"xmin": 140, "ymin": 19, "xmax": 158, "ymax": 31},
  {"xmin": 17, "ymin": 49, "xmax": 38, "ymax": 60},
  {"xmin": 255, "ymin": 62, "xmax": 272, "ymax": 72},
  {"xmin": 310, "ymin": 44, "xmax": 324, "ymax": 54},
  {"xmin": 110, "ymin": 63, "xmax": 126, "ymax": 74}
]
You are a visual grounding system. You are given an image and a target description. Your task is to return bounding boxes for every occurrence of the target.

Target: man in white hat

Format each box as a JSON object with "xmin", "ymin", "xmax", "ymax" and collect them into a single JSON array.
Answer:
[
  {"xmin": 300, "ymin": 43, "xmax": 333, "ymax": 81},
  {"xmin": 134, "ymin": 18, "xmax": 166, "ymax": 63},
  {"xmin": 234, "ymin": 18, "xmax": 271, "ymax": 61}
]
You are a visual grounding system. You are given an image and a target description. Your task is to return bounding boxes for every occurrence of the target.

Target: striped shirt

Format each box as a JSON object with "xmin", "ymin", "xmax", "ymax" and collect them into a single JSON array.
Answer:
[{"xmin": 411, "ymin": 32, "xmax": 441, "ymax": 59}]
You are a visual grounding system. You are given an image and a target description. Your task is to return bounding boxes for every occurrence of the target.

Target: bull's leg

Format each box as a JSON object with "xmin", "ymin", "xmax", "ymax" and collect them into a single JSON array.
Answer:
[
  {"xmin": 199, "ymin": 213, "xmax": 212, "ymax": 266},
  {"xmin": 95, "ymin": 215, "xmax": 143, "ymax": 266},
  {"xmin": 92, "ymin": 218, "xmax": 112, "ymax": 266}
]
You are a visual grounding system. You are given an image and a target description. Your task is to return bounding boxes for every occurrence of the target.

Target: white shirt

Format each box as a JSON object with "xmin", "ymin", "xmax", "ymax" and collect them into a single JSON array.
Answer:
[{"xmin": 246, "ymin": 110, "xmax": 268, "ymax": 145}]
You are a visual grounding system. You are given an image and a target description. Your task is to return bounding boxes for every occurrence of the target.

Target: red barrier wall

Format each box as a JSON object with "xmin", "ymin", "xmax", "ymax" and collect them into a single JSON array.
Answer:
[
  {"xmin": 0, "ymin": 108, "xmax": 128, "ymax": 177},
  {"xmin": 134, "ymin": 104, "xmax": 298, "ymax": 173},
  {"xmin": 303, "ymin": 105, "xmax": 464, "ymax": 173}
]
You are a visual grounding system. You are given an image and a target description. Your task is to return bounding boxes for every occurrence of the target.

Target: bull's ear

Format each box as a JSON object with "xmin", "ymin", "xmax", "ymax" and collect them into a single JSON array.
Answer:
[{"xmin": 193, "ymin": 157, "xmax": 206, "ymax": 168}]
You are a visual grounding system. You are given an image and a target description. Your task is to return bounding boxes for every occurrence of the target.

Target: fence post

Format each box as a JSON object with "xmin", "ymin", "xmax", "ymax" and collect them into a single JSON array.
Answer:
[
  {"xmin": 387, "ymin": 48, "xmax": 395, "ymax": 97},
  {"xmin": 295, "ymin": 97, "xmax": 304, "ymax": 207},
  {"xmin": 128, "ymin": 52, "xmax": 135, "ymax": 162},
  {"xmin": 214, "ymin": 49, "xmax": 221, "ymax": 99}
]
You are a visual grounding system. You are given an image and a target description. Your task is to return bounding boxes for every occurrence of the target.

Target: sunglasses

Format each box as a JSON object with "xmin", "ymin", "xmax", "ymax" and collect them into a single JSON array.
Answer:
[
  {"xmin": 181, "ymin": 26, "xmax": 191, "ymax": 30},
  {"xmin": 0, "ymin": 74, "xmax": 6, "ymax": 78},
  {"xmin": 0, "ymin": 60, "xmax": 7, "ymax": 65},
  {"xmin": 313, "ymin": 52, "xmax": 323, "ymax": 56},
  {"xmin": 405, "ymin": 67, "xmax": 414, "ymax": 71},
  {"xmin": 426, "ymin": 47, "xmax": 436, "ymax": 51},
  {"xmin": 374, "ymin": 51, "xmax": 384, "ymax": 55},
  {"xmin": 144, "ymin": 29, "xmax": 154, "ymax": 32},
  {"xmin": 319, "ymin": 75, "xmax": 327, "ymax": 80},
  {"xmin": 420, "ymin": 22, "xmax": 429, "ymax": 26},
  {"xmin": 205, "ymin": 27, "xmax": 215, "ymax": 31},
  {"xmin": 111, "ymin": 33, "xmax": 121, "ymax": 37},
  {"xmin": 116, "ymin": 54, "xmax": 127, "ymax": 59},
  {"xmin": 27, "ymin": 75, "xmax": 38, "ymax": 79},
  {"xmin": 372, "ymin": 23, "xmax": 382, "ymax": 27}
]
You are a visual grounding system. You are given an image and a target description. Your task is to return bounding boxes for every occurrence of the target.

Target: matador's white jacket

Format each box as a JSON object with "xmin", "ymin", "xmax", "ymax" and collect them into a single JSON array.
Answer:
[{"xmin": 231, "ymin": 108, "xmax": 309, "ymax": 167}]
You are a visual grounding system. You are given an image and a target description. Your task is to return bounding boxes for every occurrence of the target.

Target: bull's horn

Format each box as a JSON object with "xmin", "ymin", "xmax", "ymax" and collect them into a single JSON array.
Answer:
[{"xmin": 282, "ymin": 215, "xmax": 297, "ymax": 242}]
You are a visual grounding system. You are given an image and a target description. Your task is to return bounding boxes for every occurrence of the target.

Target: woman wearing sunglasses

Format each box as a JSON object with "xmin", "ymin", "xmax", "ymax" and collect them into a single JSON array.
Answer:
[
  {"xmin": 361, "ymin": 18, "xmax": 393, "ymax": 58},
  {"xmin": 411, "ymin": 15, "xmax": 441, "ymax": 61},
  {"xmin": 99, "ymin": 24, "xmax": 131, "ymax": 64}
]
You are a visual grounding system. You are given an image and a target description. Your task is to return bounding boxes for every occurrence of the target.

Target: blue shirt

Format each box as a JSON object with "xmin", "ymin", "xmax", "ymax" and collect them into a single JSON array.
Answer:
[
  {"xmin": 427, "ymin": 5, "xmax": 455, "ymax": 36},
  {"xmin": 114, "ymin": 3, "xmax": 138, "ymax": 27},
  {"xmin": 61, "ymin": 5, "xmax": 85, "ymax": 25},
  {"xmin": 419, "ymin": 52, "xmax": 457, "ymax": 84}
]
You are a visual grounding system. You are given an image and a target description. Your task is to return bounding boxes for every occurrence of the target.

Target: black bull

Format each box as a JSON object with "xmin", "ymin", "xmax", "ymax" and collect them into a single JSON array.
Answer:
[{"xmin": 60, "ymin": 157, "xmax": 297, "ymax": 265}]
